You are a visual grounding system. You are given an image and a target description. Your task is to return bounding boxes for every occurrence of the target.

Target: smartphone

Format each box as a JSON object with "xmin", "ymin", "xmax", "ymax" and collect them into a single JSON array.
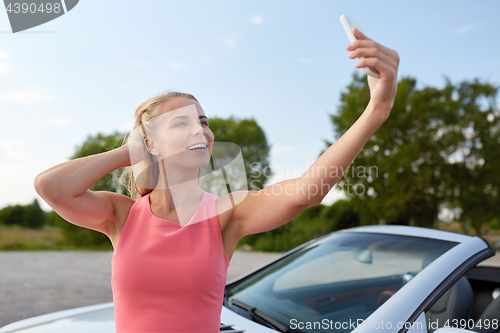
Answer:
[{"xmin": 340, "ymin": 14, "xmax": 380, "ymax": 78}]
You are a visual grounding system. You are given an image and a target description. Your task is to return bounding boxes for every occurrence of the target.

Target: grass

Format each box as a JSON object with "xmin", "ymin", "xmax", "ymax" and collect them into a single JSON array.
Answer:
[
  {"xmin": 0, "ymin": 225, "xmax": 111, "ymax": 251},
  {"xmin": 2, "ymin": 222, "xmax": 498, "ymax": 251}
]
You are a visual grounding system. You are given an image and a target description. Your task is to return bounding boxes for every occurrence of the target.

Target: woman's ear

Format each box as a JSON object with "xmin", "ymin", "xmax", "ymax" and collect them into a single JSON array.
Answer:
[{"xmin": 145, "ymin": 139, "xmax": 160, "ymax": 156}]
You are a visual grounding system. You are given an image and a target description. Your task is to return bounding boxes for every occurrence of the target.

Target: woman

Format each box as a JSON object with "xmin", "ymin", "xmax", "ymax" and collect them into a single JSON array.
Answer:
[{"xmin": 34, "ymin": 27, "xmax": 399, "ymax": 333}]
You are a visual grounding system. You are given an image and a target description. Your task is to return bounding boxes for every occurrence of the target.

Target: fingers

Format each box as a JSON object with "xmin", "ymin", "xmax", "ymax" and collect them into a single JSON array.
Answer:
[
  {"xmin": 349, "ymin": 27, "xmax": 399, "ymax": 63},
  {"xmin": 355, "ymin": 56, "xmax": 395, "ymax": 80},
  {"xmin": 349, "ymin": 46, "xmax": 398, "ymax": 70},
  {"xmin": 346, "ymin": 28, "xmax": 400, "ymax": 77}
]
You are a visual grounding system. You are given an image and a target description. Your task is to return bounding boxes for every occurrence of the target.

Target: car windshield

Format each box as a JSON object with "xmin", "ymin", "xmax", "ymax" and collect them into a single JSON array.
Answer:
[{"xmin": 226, "ymin": 231, "xmax": 458, "ymax": 333}]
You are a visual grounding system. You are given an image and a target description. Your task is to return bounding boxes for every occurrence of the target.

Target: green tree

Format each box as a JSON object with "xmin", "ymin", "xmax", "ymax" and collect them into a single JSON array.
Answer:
[
  {"xmin": 209, "ymin": 116, "xmax": 272, "ymax": 191},
  {"xmin": 321, "ymin": 71, "xmax": 500, "ymax": 233},
  {"xmin": 319, "ymin": 199, "xmax": 360, "ymax": 231},
  {"xmin": 23, "ymin": 199, "xmax": 46, "ymax": 229},
  {"xmin": 70, "ymin": 131, "xmax": 127, "ymax": 193},
  {"xmin": 0, "ymin": 205, "xmax": 25, "ymax": 226},
  {"xmin": 441, "ymin": 78, "xmax": 500, "ymax": 236},
  {"xmin": 0, "ymin": 199, "xmax": 45, "ymax": 229}
]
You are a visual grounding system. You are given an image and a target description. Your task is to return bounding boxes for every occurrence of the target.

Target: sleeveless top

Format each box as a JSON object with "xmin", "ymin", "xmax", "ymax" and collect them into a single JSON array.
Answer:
[{"xmin": 111, "ymin": 190, "xmax": 231, "ymax": 333}]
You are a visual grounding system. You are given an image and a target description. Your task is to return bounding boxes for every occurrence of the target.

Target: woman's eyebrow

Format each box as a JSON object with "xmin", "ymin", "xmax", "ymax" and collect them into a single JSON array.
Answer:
[{"xmin": 169, "ymin": 115, "xmax": 209, "ymax": 123}]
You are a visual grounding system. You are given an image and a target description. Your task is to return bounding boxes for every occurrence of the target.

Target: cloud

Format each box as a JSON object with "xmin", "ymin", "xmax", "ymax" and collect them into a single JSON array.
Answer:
[
  {"xmin": 132, "ymin": 60, "xmax": 147, "ymax": 67},
  {"xmin": 0, "ymin": 62, "xmax": 11, "ymax": 75},
  {"xmin": 0, "ymin": 89, "xmax": 54, "ymax": 105},
  {"xmin": 199, "ymin": 56, "xmax": 212, "ymax": 64},
  {"xmin": 249, "ymin": 15, "xmax": 263, "ymax": 25},
  {"xmin": 0, "ymin": 140, "xmax": 27, "ymax": 160},
  {"xmin": 224, "ymin": 38, "xmax": 235, "ymax": 48},
  {"xmin": 453, "ymin": 24, "xmax": 478, "ymax": 34},
  {"xmin": 271, "ymin": 144, "xmax": 294, "ymax": 155},
  {"xmin": 34, "ymin": 109, "xmax": 46, "ymax": 116},
  {"xmin": 46, "ymin": 117, "xmax": 72, "ymax": 127},
  {"xmin": 300, "ymin": 57, "xmax": 314, "ymax": 64},
  {"xmin": 168, "ymin": 62, "xmax": 187, "ymax": 70},
  {"xmin": 209, "ymin": 34, "xmax": 236, "ymax": 49},
  {"xmin": 0, "ymin": 50, "xmax": 9, "ymax": 60}
]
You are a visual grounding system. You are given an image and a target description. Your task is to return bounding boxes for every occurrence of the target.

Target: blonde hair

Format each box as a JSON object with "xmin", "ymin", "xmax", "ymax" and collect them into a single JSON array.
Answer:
[{"xmin": 118, "ymin": 90, "xmax": 203, "ymax": 200}]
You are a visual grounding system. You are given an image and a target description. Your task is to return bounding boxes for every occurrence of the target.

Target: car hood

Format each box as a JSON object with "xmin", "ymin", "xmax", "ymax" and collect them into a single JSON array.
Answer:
[{"xmin": 0, "ymin": 302, "xmax": 276, "ymax": 333}]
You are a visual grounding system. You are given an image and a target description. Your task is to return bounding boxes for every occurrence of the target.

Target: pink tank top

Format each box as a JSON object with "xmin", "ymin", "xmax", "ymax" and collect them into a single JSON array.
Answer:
[{"xmin": 111, "ymin": 190, "xmax": 230, "ymax": 333}]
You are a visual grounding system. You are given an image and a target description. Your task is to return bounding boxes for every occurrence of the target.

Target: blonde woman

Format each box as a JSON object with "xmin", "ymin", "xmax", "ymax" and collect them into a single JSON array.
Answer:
[{"xmin": 34, "ymin": 27, "xmax": 399, "ymax": 333}]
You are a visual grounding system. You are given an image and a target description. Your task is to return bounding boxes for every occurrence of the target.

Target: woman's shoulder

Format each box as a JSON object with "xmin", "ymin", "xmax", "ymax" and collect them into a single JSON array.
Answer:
[{"xmin": 213, "ymin": 190, "xmax": 251, "ymax": 232}]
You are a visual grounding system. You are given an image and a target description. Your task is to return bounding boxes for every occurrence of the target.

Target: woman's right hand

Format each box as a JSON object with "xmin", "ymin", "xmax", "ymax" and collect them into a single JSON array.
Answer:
[{"xmin": 128, "ymin": 109, "xmax": 149, "ymax": 166}]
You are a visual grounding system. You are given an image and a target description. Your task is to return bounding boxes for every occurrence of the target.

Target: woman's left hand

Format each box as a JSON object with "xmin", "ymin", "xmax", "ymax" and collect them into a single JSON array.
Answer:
[{"xmin": 347, "ymin": 27, "xmax": 400, "ymax": 116}]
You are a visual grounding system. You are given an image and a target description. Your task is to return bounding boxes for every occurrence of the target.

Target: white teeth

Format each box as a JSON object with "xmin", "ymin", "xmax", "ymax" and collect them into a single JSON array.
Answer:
[{"xmin": 187, "ymin": 143, "xmax": 207, "ymax": 150}]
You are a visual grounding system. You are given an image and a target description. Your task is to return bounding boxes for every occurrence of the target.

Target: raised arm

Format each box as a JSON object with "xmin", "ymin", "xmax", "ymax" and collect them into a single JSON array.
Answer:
[
  {"xmin": 301, "ymin": 27, "xmax": 399, "ymax": 204},
  {"xmin": 33, "ymin": 110, "xmax": 146, "ymax": 237},
  {"xmin": 34, "ymin": 144, "xmax": 131, "ymax": 237},
  {"xmin": 224, "ymin": 27, "xmax": 400, "ymax": 239}
]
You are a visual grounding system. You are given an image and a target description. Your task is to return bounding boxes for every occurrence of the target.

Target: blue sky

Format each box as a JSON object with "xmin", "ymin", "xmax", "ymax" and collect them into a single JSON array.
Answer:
[{"xmin": 1, "ymin": 0, "xmax": 499, "ymax": 212}]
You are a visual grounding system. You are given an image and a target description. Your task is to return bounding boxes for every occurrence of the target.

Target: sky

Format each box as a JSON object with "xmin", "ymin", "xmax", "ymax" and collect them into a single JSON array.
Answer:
[{"xmin": 1, "ymin": 0, "xmax": 499, "ymax": 212}]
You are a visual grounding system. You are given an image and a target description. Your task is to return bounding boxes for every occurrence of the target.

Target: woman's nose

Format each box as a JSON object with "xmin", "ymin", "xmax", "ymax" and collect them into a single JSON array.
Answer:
[{"xmin": 193, "ymin": 123, "xmax": 204, "ymax": 135}]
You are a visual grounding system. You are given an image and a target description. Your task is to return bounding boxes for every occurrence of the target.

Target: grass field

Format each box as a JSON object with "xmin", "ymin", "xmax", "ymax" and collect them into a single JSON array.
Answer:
[
  {"xmin": 1, "ymin": 223, "xmax": 498, "ymax": 251},
  {"xmin": 0, "ymin": 225, "xmax": 109, "ymax": 250}
]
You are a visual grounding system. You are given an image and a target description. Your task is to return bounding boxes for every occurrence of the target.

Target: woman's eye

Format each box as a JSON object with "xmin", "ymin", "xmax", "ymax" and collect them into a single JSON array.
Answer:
[{"xmin": 175, "ymin": 121, "xmax": 208, "ymax": 127}]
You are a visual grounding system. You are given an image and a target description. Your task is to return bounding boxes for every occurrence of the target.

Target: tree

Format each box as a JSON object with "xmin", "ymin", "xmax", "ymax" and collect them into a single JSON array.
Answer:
[
  {"xmin": 0, "ymin": 205, "xmax": 25, "ymax": 226},
  {"xmin": 319, "ymin": 199, "xmax": 360, "ymax": 231},
  {"xmin": 0, "ymin": 199, "xmax": 45, "ymax": 229},
  {"xmin": 70, "ymin": 131, "xmax": 127, "ymax": 193},
  {"xmin": 24, "ymin": 199, "xmax": 46, "ymax": 229},
  {"xmin": 321, "ymin": 71, "xmax": 500, "ymax": 232},
  {"xmin": 441, "ymin": 78, "xmax": 500, "ymax": 236},
  {"xmin": 209, "ymin": 116, "xmax": 272, "ymax": 191}
]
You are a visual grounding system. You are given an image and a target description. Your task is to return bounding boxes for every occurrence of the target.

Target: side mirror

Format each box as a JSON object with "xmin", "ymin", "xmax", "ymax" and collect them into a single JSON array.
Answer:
[{"xmin": 355, "ymin": 248, "xmax": 373, "ymax": 264}]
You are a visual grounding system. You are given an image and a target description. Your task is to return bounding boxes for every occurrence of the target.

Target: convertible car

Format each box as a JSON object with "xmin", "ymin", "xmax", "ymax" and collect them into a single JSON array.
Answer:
[{"xmin": 1, "ymin": 225, "xmax": 498, "ymax": 333}]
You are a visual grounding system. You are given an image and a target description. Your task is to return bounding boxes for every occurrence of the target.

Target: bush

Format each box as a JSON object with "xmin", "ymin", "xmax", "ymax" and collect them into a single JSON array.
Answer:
[
  {"xmin": 48, "ymin": 211, "xmax": 112, "ymax": 249},
  {"xmin": 238, "ymin": 199, "xmax": 361, "ymax": 252},
  {"xmin": 0, "ymin": 199, "xmax": 46, "ymax": 229},
  {"xmin": 319, "ymin": 199, "xmax": 360, "ymax": 231}
]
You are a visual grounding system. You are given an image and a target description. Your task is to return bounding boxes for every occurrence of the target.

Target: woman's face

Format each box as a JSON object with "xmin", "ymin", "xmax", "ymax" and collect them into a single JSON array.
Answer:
[{"xmin": 147, "ymin": 97, "xmax": 214, "ymax": 170}]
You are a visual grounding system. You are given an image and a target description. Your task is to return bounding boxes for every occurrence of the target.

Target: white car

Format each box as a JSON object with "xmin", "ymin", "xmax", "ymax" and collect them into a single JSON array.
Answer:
[{"xmin": 1, "ymin": 225, "xmax": 498, "ymax": 333}]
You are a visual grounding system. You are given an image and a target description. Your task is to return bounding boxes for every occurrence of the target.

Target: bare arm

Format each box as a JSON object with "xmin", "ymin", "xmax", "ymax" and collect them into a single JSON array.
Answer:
[
  {"xmin": 223, "ymin": 106, "xmax": 387, "ymax": 239},
  {"xmin": 225, "ymin": 27, "xmax": 399, "ymax": 238},
  {"xmin": 300, "ymin": 27, "xmax": 399, "ymax": 205},
  {"xmin": 299, "ymin": 104, "xmax": 387, "ymax": 205},
  {"xmin": 35, "ymin": 144, "xmax": 130, "ymax": 198},
  {"xmin": 34, "ymin": 143, "xmax": 132, "ymax": 236}
]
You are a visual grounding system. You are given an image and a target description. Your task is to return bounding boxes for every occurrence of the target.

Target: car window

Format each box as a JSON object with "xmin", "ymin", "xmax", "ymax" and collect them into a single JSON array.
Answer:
[{"xmin": 227, "ymin": 232, "xmax": 457, "ymax": 333}]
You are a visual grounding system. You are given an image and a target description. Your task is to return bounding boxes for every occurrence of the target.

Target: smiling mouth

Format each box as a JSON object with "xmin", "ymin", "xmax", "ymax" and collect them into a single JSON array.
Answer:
[{"xmin": 186, "ymin": 144, "xmax": 208, "ymax": 150}]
